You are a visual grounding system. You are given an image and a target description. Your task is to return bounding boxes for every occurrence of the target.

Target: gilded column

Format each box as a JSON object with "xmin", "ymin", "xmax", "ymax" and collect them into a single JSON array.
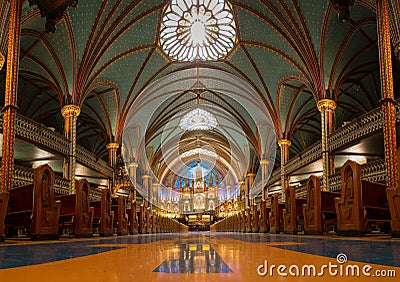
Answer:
[
  {"xmin": 106, "ymin": 142, "xmax": 119, "ymax": 189},
  {"xmin": 278, "ymin": 139, "xmax": 291, "ymax": 201},
  {"xmin": 317, "ymin": 99, "xmax": 336, "ymax": 192},
  {"xmin": 128, "ymin": 162, "xmax": 138, "ymax": 201},
  {"xmin": 1, "ymin": 0, "xmax": 22, "ymax": 192},
  {"xmin": 107, "ymin": 143, "xmax": 119, "ymax": 167},
  {"xmin": 377, "ymin": 0, "xmax": 397, "ymax": 188},
  {"xmin": 260, "ymin": 159, "xmax": 269, "ymax": 200},
  {"xmin": 61, "ymin": 104, "xmax": 80, "ymax": 194}
]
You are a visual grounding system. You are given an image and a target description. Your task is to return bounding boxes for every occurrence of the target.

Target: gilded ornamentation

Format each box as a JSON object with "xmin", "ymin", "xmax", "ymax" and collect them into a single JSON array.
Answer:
[
  {"xmin": 317, "ymin": 99, "xmax": 337, "ymax": 112},
  {"xmin": 61, "ymin": 104, "xmax": 81, "ymax": 117},
  {"xmin": 278, "ymin": 139, "xmax": 291, "ymax": 147},
  {"xmin": 106, "ymin": 143, "xmax": 119, "ymax": 150}
]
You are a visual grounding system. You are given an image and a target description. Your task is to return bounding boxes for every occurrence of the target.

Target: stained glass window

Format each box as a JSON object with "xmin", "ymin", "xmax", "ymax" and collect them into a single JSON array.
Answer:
[
  {"xmin": 160, "ymin": 0, "xmax": 237, "ymax": 62},
  {"xmin": 179, "ymin": 108, "xmax": 218, "ymax": 130}
]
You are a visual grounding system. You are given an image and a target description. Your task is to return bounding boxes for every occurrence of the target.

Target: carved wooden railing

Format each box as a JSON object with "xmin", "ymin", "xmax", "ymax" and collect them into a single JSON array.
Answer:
[
  {"xmin": 0, "ymin": 113, "xmax": 113, "ymax": 177},
  {"xmin": 2, "ymin": 165, "xmax": 102, "ymax": 200},
  {"xmin": 267, "ymin": 103, "xmax": 396, "ymax": 187}
]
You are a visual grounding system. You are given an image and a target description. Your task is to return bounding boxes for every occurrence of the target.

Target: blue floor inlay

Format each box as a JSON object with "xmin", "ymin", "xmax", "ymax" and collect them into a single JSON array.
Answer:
[
  {"xmin": 0, "ymin": 234, "xmax": 175, "ymax": 269},
  {"xmin": 216, "ymin": 233, "xmax": 400, "ymax": 267}
]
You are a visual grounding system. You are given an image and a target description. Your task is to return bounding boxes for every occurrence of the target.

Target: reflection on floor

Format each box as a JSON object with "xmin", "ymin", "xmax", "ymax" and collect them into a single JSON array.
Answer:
[
  {"xmin": 0, "ymin": 232, "xmax": 399, "ymax": 281},
  {"xmin": 153, "ymin": 241, "xmax": 232, "ymax": 274}
]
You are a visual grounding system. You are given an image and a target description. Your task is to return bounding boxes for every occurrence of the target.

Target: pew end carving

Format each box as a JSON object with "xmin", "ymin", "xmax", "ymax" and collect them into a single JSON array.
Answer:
[
  {"xmin": 269, "ymin": 194, "xmax": 284, "ymax": 234},
  {"xmin": 6, "ymin": 164, "xmax": 61, "ymax": 240},
  {"xmin": 335, "ymin": 160, "xmax": 390, "ymax": 236},
  {"xmin": 283, "ymin": 186, "xmax": 306, "ymax": 234},
  {"xmin": 386, "ymin": 148, "xmax": 400, "ymax": 238},
  {"xmin": 303, "ymin": 176, "xmax": 340, "ymax": 235}
]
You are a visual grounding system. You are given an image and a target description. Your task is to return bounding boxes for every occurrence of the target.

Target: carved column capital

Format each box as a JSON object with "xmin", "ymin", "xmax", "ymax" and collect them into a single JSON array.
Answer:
[
  {"xmin": 106, "ymin": 142, "xmax": 119, "ymax": 150},
  {"xmin": 61, "ymin": 104, "xmax": 80, "ymax": 117},
  {"xmin": 317, "ymin": 99, "xmax": 337, "ymax": 112},
  {"xmin": 129, "ymin": 162, "xmax": 138, "ymax": 169},
  {"xmin": 278, "ymin": 139, "xmax": 291, "ymax": 147}
]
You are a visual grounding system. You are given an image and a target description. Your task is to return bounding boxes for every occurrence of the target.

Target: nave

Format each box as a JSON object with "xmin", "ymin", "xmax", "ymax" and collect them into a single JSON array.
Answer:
[{"xmin": 0, "ymin": 232, "xmax": 399, "ymax": 282}]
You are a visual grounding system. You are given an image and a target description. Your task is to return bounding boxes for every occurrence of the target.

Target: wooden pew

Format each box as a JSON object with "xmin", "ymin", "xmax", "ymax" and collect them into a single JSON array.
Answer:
[
  {"xmin": 259, "ymin": 200, "xmax": 269, "ymax": 233},
  {"xmin": 90, "ymin": 188, "xmax": 114, "ymax": 236},
  {"xmin": 128, "ymin": 200, "xmax": 138, "ymax": 235},
  {"xmin": 0, "ymin": 191, "xmax": 10, "ymax": 241},
  {"xmin": 335, "ymin": 160, "xmax": 390, "ymax": 236},
  {"xmin": 252, "ymin": 203, "xmax": 259, "ymax": 232},
  {"xmin": 240, "ymin": 209, "xmax": 245, "ymax": 232},
  {"xmin": 245, "ymin": 207, "xmax": 251, "ymax": 232},
  {"xmin": 138, "ymin": 205, "xmax": 145, "ymax": 234},
  {"xmin": 111, "ymin": 197, "xmax": 129, "ymax": 236},
  {"xmin": 152, "ymin": 210, "xmax": 157, "ymax": 233},
  {"xmin": 5, "ymin": 164, "xmax": 61, "ymax": 240},
  {"xmin": 283, "ymin": 186, "xmax": 306, "ymax": 234},
  {"xmin": 269, "ymin": 193, "xmax": 285, "ymax": 234},
  {"xmin": 386, "ymin": 149, "xmax": 400, "ymax": 238},
  {"xmin": 303, "ymin": 176, "xmax": 341, "ymax": 235},
  {"xmin": 55, "ymin": 179, "xmax": 94, "ymax": 238},
  {"xmin": 145, "ymin": 207, "xmax": 152, "ymax": 234}
]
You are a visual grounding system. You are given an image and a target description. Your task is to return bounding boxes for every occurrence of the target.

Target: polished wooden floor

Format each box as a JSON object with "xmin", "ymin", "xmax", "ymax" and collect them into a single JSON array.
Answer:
[{"xmin": 0, "ymin": 232, "xmax": 399, "ymax": 281}]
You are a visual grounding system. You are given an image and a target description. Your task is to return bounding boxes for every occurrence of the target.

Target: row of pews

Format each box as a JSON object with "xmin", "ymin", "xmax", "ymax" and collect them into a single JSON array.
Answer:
[
  {"xmin": 211, "ymin": 160, "xmax": 395, "ymax": 237},
  {"xmin": 0, "ymin": 164, "xmax": 187, "ymax": 241}
]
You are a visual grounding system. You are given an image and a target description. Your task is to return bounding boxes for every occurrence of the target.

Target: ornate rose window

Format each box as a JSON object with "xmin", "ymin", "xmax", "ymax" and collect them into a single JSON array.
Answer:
[{"xmin": 160, "ymin": 0, "xmax": 237, "ymax": 62}]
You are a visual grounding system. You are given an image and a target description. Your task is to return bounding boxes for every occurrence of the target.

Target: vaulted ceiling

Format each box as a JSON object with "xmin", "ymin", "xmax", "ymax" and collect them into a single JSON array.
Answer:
[{"xmin": 0, "ymin": 0, "xmax": 400, "ymax": 189}]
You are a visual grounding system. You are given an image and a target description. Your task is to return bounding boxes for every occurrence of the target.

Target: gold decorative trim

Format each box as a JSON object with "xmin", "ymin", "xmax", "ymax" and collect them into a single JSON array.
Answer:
[
  {"xmin": 260, "ymin": 159, "xmax": 269, "ymax": 165},
  {"xmin": 106, "ymin": 142, "xmax": 119, "ymax": 150},
  {"xmin": 317, "ymin": 99, "xmax": 337, "ymax": 112},
  {"xmin": 61, "ymin": 104, "xmax": 80, "ymax": 117},
  {"xmin": 0, "ymin": 52, "xmax": 4, "ymax": 70},
  {"xmin": 278, "ymin": 139, "xmax": 291, "ymax": 147},
  {"xmin": 142, "ymin": 175, "xmax": 151, "ymax": 179}
]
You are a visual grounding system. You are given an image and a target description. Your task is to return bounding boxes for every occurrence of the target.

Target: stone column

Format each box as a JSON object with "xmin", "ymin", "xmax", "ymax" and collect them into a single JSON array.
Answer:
[
  {"xmin": 142, "ymin": 174, "xmax": 151, "ymax": 208},
  {"xmin": 245, "ymin": 173, "xmax": 255, "ymax": 208},
  {"xmin": 377, "ymin": 0, "xmax": 397, "ymax": 188},
  {"xmin": 152, "ymin": 183, "xmax": 160, "ymax": 207},
  {"xmin": 1, "ymin": 0, "xmax": 22, "ymax": 192},
  {"xmin": 260, "ymin": 159, "xmax": 269, "ymax": 200},
  {"xmin": 128, "ymin": 162, "xmax": 138, "ymax": 201},
  {"xmin": 278, "ymin": 139, "xmax": 291, "ymax": 201},
  {"xmin": 61, "ymin": 104, "xmax": 80, "ymax": 194},
  {"xmin": 317, "ymin": 99, "xmax": 336, "ymax": 192}
]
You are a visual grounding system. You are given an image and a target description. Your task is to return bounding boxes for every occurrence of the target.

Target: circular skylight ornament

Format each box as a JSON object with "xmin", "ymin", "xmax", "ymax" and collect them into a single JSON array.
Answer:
[
  {"xmin": 179, "ymin": 108, "xmax": 218, "ymax": 130},
  {"xmin": 160, "ymin": 0, "xmax": 237, "ymax": 62}
]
